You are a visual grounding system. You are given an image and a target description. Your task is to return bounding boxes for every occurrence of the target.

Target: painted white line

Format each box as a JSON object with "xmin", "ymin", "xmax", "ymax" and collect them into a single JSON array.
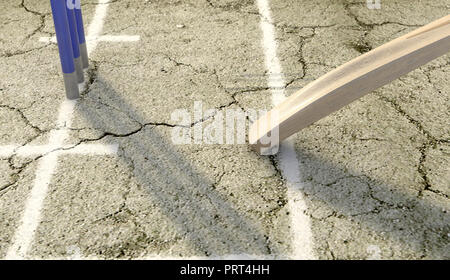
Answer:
[
  {"xmin": 0, "ymin": 145, "xmax": 55, "ymax": 158},
  {"xmin": 256, "ymin": 0, "xmax": 315, "ymax": 259},
  {"xmin": 0, "ymin": 145, "xmax": 17, "ymax": 158},
  {"xmin": 64, "ymin": 143, "xmax": 118, "ymax": 155},
  {"xmin": 5, "ymin": 100, "xmax": 76, "ymax": 259},
  {"xmin": 0, "ymin": 144, "xmax": 118, "ymax": 158},
  {"xmin": 86, "ymin": 0, "xmax": 110, "ymax": 54},
  {"xmin": 278, "ymin": 143, "xmax": 315, "ymax": 259},
  {"xmin": 5, "ymin": 0, "xmax": 113, "ymax": 260},
  {"xmin": 39, "ymin": 35, "xmax": 140, "ymax": 44},
  {"xmin": 255, "ymin": 0, "xmax": 285, "ymax": 106},
  {"xmin": 94, "ymin": 35, "xmax": 141, "ymax": 42},
  {"xmin": 38, "ymin": 37, "xmax": 55, "ymax": 43}
]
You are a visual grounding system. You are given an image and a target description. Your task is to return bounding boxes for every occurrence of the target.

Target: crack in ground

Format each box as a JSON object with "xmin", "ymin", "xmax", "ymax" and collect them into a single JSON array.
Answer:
[
  {"xmin": 20, "ymin": 0, "xmax": 48, "ymax": 40},
  {"xmin": 305, "ymin": 171, "xmax": 421, "ymax": 217},
  {"xmin": 0, "ymin": 103, "xmax": 45, "ymax": 135},
  {"xmin": 344, "ymin": 2, "xmax": 423, "ymax": 30},
  {"xmin": 1, "ymin": 44, "xmax": 51, "ymax": 58},
  {"xmin": 343, "ymin": 2, "xmax": 423, "ymax": 55},
  {"xmin": 420, "ymin": 60, "xmax": 450, "ymax": 92},
  {"xmin": 375, "ymin": 94, "xmax": 449, "ymax": 198},
  {"xmin": 273, "ymin": 24, "xmax": 336, "ymax": 88},
  {"xmin": 204, "ymin": 0, "xmax": 255, "ymax": 13},
  {"xmin": 339, "ymin": 3, "xmax": 450, "ymax": 201},
  {"xmin": 0, "ymin": 154, "xmax": 39, "ymax": 197}
]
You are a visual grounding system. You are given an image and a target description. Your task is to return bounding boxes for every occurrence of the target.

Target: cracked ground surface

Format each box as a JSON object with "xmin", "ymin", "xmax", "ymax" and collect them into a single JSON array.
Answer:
[{"xmin": 0, "ymin": 0, "xmax": 449, "ymax": 259}]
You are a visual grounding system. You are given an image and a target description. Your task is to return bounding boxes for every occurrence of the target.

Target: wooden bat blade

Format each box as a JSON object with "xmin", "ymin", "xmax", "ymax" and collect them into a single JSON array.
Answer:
[{"xmin": 249, "ymin": 15, "xmax": 450, "ymax": 154}]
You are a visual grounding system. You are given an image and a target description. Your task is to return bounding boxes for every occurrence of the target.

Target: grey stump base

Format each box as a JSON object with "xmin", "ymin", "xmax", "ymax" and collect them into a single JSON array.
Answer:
[
  {"xmin": 80, "ymin": 42, "xmax": 89, "ymax": 69},
  {"xmin": 74, "ymin": 56, "xmax": 84, "ymax": 83},
  {"xmin": 63, "ymin": 72, "xmax": 80, "ymax": 100}
]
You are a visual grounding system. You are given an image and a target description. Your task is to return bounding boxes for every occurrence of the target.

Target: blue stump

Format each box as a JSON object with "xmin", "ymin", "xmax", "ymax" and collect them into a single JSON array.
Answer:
[
  {"xmin": 50, "ymin": 0, "xmax": 89, "ymax": 99},
  {"xmin": 74, "ymin": 6, "xmax": 89, "ymax": 69},
  {"xmin": 66, "ymin": 4, "xmax": 84, "ymax": 83}
]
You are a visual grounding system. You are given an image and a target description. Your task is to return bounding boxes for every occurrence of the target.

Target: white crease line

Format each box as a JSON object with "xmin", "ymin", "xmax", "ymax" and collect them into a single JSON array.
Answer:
[
  {"xmin": 0, "ymin": 144, "xmax": 118, "ymax": 158},
  {"xmin": 256, "ymin": 0, "xmax": 315, "ymax": 260},
  {"xmin": 64, "ymin": 143, "xmax": 118, "ymax": 155},
  {"xmin": 5, "ymin": 0, "xmax": 112, "ymax": 260},
  {"xmin": 93, "ymin": 35, "xmax": 141, "ymax": 42},
  {"xmin": 0, "ymin": 145, "xmax": 17, "ymax": 158},
  {"xmin": 5, "ymin": 100, "xmax": 77, "ymax": 260},
  {"xmin": 39, "ymin": 35, "xmax": 140, "ymax": 44},
  {"xmin": 86, "ymin": 0, "xmax": 109, "ymax": 54},
  {"xmin": 38, "ymin": 37, "xmax": 54, "ymax": 43}
]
